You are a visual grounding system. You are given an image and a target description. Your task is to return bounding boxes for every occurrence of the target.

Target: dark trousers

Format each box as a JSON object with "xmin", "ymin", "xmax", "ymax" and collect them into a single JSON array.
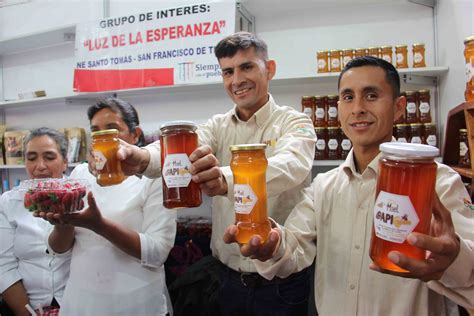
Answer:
[{"xmin": 217, "ymin": 266, "xmax": 311, "ymax": 316}]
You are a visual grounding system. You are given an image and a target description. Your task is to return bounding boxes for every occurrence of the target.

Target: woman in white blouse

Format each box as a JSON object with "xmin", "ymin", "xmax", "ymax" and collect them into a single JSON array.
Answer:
[
  {"xmin": 36, "ymin": 98, "xmax": 177, "ymax": 315},
  {"xmin": 0, "ymin": 127, "xmax": 71, "ymax": 316}
]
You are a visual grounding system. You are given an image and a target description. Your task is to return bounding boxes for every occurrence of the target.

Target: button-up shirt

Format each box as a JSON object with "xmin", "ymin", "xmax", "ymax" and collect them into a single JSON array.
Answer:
[
  {"xmin": 255, "ymin": 150, "xmax": 474, "ymax": 315},
  {"xmin": 145, "ymin": 94, "xmax": 316, "ymax": 272}
]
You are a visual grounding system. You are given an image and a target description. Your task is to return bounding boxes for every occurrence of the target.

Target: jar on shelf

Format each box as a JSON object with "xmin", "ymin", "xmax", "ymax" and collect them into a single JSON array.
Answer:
[
  {"xmin": 409, "ymin": 123, "xmax": 423, "ymax": 144},
  {"xmin": 405, "ymin": 91, "xmax": 418, "ymax": 124},
  {"xmin": 412, "ymin": 43, "xmax": 426, "ymax": 68},
  {"xmin": 395, "ymin": 124, "xmax": 409, "ymax": 143},
  {"xmin": 394, "ymin": 92, "xmax": 406, "ymax": 124},
  {"xmin": 342, "ymin": 49, "xmax": 354, "ymax": 68},
  {"xmin": 317, "ymin": 50, "xmax": 329, "ymax": 73},
  {"xmin": 314, "ymin": 95, "xmax": 327, "ymax": 127},
  {"xmin": 301, "ymin": 96, "xmax": 315, "ymax": 124},
  {"xmin": 330, "ymin": 50, "xmax": 342, "ymax": 72},
  {"xmin": 315, "ymin": 127, "xmax": 327, "ymax": 160},
  {"xmin": 423, "ymin": 123, "xmax": 437, "ymax": 147},
  {"xmin": 464, "ymin": 36, "xmax": 474, "ymax": 101},
  {"xmin": 459, "ymin": 129, "xmax": 471, "ymax": 168},
  {"xmin": 418, "ymin": 89, "xmax": 431, "ymax": 123},
  {"xmin": 380, "ymin": 46, "xmax": 393, "ymax": 64},
  {"xmin": 354, "ymin": 48, "xmax": 367, "ymax": 58},
  {"xmin": 327, "ymin": 94, "xmax": 339, "ymax": 127},
  {"xmin": 368, "ymin": 47, "xmax": 380, "ymax": 58},
  {"xmin": 340, "ymin": 128, "xmax": 352, "ymax": 159},
  {"xmin": 395, "ymin": 45, "xmax": 408, "ymax": 68},
  {"xmin": 327, "ymin": 127, "xmax": 340, "ymax": 160}
]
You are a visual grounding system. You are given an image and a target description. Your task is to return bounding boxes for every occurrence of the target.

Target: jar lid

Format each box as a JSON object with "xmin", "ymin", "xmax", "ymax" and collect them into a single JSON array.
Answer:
[
  {"xmin": 380, "ymin": 45, "xmax": 392, "ymax": 49},
  {"xmin": 342, "ymin": 48, "xmax": 353, "ymax": 52},
  {"xmin": 327, "ymin": 94, "xmax": 338, "ymax": 99},
  {"xmin": 423, "ymin": 122, "xmax": 436, "ymax": 126},
  {"xmin": 314, "ymin": 127, "xmax": 326, "ymax": 130},
  {"xmin": 302, "ymin": 96, "xmax": 315, "ymax": 100},
  {"xmin": 317, "ymin": 50, "xmax": 329, "ymax": 54},
  {"xmin": 314, "ymin": 95, "xmax": 324, "ymax": 100},
  {"xmin": 355, "ymin": 47, "xmax": 367, "ymax": 51},
  {"xmin": 160, "ymin": 120, "xmax": 198, "ymax": 131},
  {"xmin": 395, "ymin": 44, "xmax": 407, "ymax": 48},
  {"xmin": 412, "ymin": 43, "xmax": 425, "ymax": 47},
  {"xmin": 329, "ymin": 49, "xmax": 341, "ymax": 53},
  {"xmin": 405, "ymin": 90, "xmax": 416, "ymax": 95},
  {"xmin": 91, "ymin": 129, "xmax": 119, "ymax": 137},
  {"xmin": 464, "ymin": 36, "xmax": 474, "ymax": 44},
  {"xmin": 395, "ymin": 123, "xmax": 409, "ymax": 127},
  {"xmin": 410, "ymin": 123, "xmax": 423, "ymax": 127},
  {"xmin": 459, "ymin": 128, "xmax": 468, "ymax": 133},
  {"xmin": 380, "ymin": 142, "xmax": 439, "ymax": 158},
  {"xmin": 418, "ymin": 89, "xmax": 430, "ymax": 94},
  {"xmin": 229, "ymin": 144, "xmax": 267, "ymax": 152},
  {"xmin": 327, "ymin": 127, "xmax": 339, "ymax": 130}
]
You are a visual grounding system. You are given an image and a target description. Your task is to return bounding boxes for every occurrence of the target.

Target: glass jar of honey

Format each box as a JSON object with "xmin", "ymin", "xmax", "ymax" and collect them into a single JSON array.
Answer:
[
  {"xmin": 314, "ymin": 95, "xmax": 326, "ymax": 127},
  {"xmin": 368, "ymin": 47, "xmax": 380, "ymax": 58},
  {"xmin": 340, "ymin": 128, "xmax": 352, "ymax": 159},
  {"xmin": 423, "ymin": 123, "xmax": 437, "ymax": 148},
  {"xmin": 395, "ymin": 45, "xmax": 408, "ymax": 68},
  {"xmin": 327, "ymin": 127, "xmax": 340, "ymax": 160},
  {"xmin": 464, "ymin": 36, "xmax": 474, "ymax": 101},
  {"xmin": 91, "ymin": 129, "xmax": 125, "ymax": 186},
  {"xmin": 301, "ymin": 96, "xmax": 315, "ymax": 124},
  {"xmin": 380, "ymin": 46, "xmax": 393, "ymax": 64},
  {"xmin": 160, "ymin": 121, "xmax": 201, "ymax": 209},
  {"xmin": 327, "ymin": 94, "xmax": 339, "ymax": 127},
  {"xmin": 405, "ymin": 91, "xmax": 418, "ymax": 124},
  {"xmin": 229, "ymin": 144, "xmax": 271, "ymax": 244},
  {"xmin": 395, "ymin": 124, "xmax": 409, "ymax": 143},
  {"xmin": 370, "ymin": 142, "xmax": 439, "ymax": 273},
  {"xmin": 409, "ymin": 123, "xmax": 423, "ymax": 144},
  {"xmin": 317, "ymin": 50, "xmax": 329, "ymax": 73},
  {"xmin": 418, "ymin": 89, "xmax": 431, "ymax": 123},
  {"xmin": 342, "ymin": 48, "xmax": 354, "ymax": 68},
  {"xmin": 315, "ymin": 127, "xmax": 327, "ymax": 160},
  {"xmin": 330, "ymin": 50, "xmax": 342, "ymax": 72},
  {"xmin": 354, "ymin": 48, "xmax": 367, "ymax": 59},
  {"xmin": 412, "ymin": 43, "xmax": 426, "ymax": 68},
  {"xmin": 459, "ymin": 129, "xmax": 471, "ymax": 168}
]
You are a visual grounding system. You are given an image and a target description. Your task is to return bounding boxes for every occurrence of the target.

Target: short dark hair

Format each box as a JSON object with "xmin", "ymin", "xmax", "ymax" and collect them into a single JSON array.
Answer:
[
  {"xmin": 215, "ymin": 31, "xmax": 269, "ymax": 60},
  {"xmin": 24, "ymin": 127, "xmax": 68, "ymax": 161},
  {"xmin": 338, "ymin": 56, "xmax": 401, "ymax": 98},
  {"xmin": 87, "ymin": 97, "xmax": 144, "ymax": 146}
]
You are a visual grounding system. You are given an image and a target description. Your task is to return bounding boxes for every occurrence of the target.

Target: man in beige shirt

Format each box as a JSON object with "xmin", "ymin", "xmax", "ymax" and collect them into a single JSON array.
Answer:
[
  {"xmin": 117, "ymin": 32, "xmax": 316, "ymax": 315},
  {"xmin": 224, "ymin": 56, "xmax": 474, "ymax": 315}
]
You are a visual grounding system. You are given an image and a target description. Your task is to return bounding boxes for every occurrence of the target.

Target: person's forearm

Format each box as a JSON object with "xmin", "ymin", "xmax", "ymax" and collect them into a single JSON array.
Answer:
[
  {"xmin": 93, "ymin": 218, "xmax": 141, "ymax": 259},
  {"xmin": 2, "ymin": 281, "xmax": 30, "ymax": 316},
  {"xmin": 48, "ymin": 225, "xmax": 75, "ymax": 253}
]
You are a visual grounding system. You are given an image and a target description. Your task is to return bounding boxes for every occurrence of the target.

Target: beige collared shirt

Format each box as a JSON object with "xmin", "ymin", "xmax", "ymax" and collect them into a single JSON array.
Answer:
[
  {"xmin": 255, "ymin": 150, "xmax": 474, "ymax": 315},
  {"xmin": 145, "ymin": 94, "xmax": 316, "ymax": 272}
]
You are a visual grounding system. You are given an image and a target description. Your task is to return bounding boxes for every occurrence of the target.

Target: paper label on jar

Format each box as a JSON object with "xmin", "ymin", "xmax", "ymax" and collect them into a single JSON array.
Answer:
[
  {"xmin": 396, "ymin": 53, "xmax": 404, "ymax": 64},
  {"xmin": 460, "ymin": 142, "xmax": 468, "ymax": 156},
  {"xmin": 373, "ymin": 191, "xmax": 419, "ymax": 244},
  {"xmin": 163, "ymin": 154, "xmax": 192, "ymax": 188},
  {"xmin": 303, "ymin": 107, "xmax": 313, "ymax": 117},
  {"xmin": 316, "ymin": 139, "xmax": 326, "ymax": 150},
  {"xmin": 410, "ymin": 136, "xmax": 422, "ymax": 144},
  {"xmin": 406, "ymin": 102, "xmax": 417, "ymax": 113},
  {"xmin": 466, "ymin": 62, "xmax": 473, "ymax": 82},
  {"xmin": 341, "ymin": 139, "xmax": 352, "ymax": 150},
  {"xmin": 328, "ymin": 139, "xmax": 338, "ymax": 150},
  {"xmin": 419, "ymin": 102, "xmax": 430, "ymax": 113},
  {"xmin": 315, "ymin": 108, "xmax": 325, "ymax": 119},
  {"xmin": 382, "ymin": 54, "xmax": 392, "ymax": 63},
  {"xmin": 318, "ymin": 59, "xmax": 326, "ymax": 70},
  {"xmin": 427, "ymin": 135, "xmax": 437, "ymax": 146},
  {"xmin": 397, "ymin": 137, "xmax": 407, "ymax": 143},
  {"xmin": 92, "ymin": 151, "xmax": 107, "ymax": 171},
  {"xmin": 331, "ymin": 58, "xmax": 340, "ymax": 69},
  {"xmin": 414, "ymin": 52, "xmax": 423, "ymax": 63},
  {"xmin": 328, "ymin": 107, "xmax": 338, "ymax": 118},
  {"xmin": 234, "ymin": 184, "xmax": 257, "ymax": 215}
]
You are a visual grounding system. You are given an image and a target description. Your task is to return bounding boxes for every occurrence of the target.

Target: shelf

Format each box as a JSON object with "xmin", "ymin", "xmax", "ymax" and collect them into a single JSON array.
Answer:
[
  {"xmin": 0, "ymin": 162, "xmax": 81, "ymax": 169},
  {"xmin": 0, "ymin": 66, "xmax": 449, "ymax": 109},
  {"xmin": 0, "ymin": 25, "xmax": 76, "ymax": 55}
]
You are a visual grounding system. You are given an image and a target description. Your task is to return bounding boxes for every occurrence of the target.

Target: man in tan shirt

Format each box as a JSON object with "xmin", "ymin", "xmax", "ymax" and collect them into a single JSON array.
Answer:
[
  {"xmin": 224, "ymin": 56, "xmax": 474, "ymax": 315},
  {"xmin": 117, "ymin": 32, "xmax": 317, "ymax": 315}
]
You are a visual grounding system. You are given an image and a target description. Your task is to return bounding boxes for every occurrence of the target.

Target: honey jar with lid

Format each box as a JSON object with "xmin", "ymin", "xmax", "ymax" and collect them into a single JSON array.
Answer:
[
  {"xmin": 327, "ymin": 127, "xmax": 340, "ymax": 160},
  {"xmin": 395, "ymin": 45, "xmax": 408, "ymax": 68},
  {"xmin": 301, "ymin": 96, "xmax": 315, "ymax": 124},
  {"xmin": 327, "ymin": 94, "xmax": 339, "ymax": 127},
  {"xmin": 342, "ymin": 49, "xmax": 354, "ymax": 68},
  {"xmin": 464, "ymin": 36, "xmax": 474, "ymax": 101},
  {"xmin": 160, "ymin": 121, "xmax": 202, "ymax": 209},
  {"xmin": 405, "ymin": 91, "xmax": 418, "ymax": 124},
  {"xmin": 412, "ymin": 43, "xmax": 426, "ymax": 68},
  {"xmin": 317, "ymin": 50, "xmax": 329, "ymax": 73},
  {"xmin": 315, "ymin": 127, "xmax": 327, "ymax": 160},
  {"xmin": 423, "ymin": 123, "xmax": 437, "ymax": 148},
  {"xmin": 459, "ymin": 129, "xmax": 471, "ymax": 168},
  {"xmin": 230, "ymin": 144, "xmax": 271, "ymax": 244},
  {"xmin": 409, "ymin": 123, "xmax": 423, "ymax": 144},
  {"xmin": 380, "ymin": 46, "xmax": 393, "ymax": 64},
  {"xmin": 354, "ymin": 48, "xmax": 367, "ymax": 58},
  {"xmin": 340, "ymin": 128, "xmax": 352, "ymax": 159},
  {"xmin": 330, "ymin": 50, "xmax": 342, "ymax": 72},
  {"xmin": 314, "ymin": 95, "xmax": 326, "ymax": 127},
  {"xmin": 418, "ymin": 89, "xmax": 431, "ymax": 123},
  {"xmin": 368, "ymin": 47, "xmax": 380, "ymax": 58},
  {"xmin": 91, "ymin": 129, "xmax": 125, "ymax": 186},
  {"xmin": 395, "ymin": 124, "xmax": 409, "ymax": 143},
  {"xmin": 370, "ymin": 142, "xmax": 439, "ymax": 273}
]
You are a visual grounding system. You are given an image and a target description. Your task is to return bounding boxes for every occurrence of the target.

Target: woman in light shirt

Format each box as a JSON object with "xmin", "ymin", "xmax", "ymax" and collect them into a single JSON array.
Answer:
[{"xmin": 0, "ymin": 127, "xmax": 71, "ymax": 316}]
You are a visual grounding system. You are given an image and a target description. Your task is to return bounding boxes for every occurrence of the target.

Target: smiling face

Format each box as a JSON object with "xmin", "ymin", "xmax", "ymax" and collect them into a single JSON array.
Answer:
[
  {"xmin": 338, "ymin": 65, "xmax": 405, "ymax": 157},
  {"xmin": 90, "ymin": 108, "xmax": 139, "ymax": 145},
  {"xmin": 25, "ymin": 135, "xmax": 67, "ymax": 179},
  {"xmin": 218, "ymin": 47, "xmax": 276, "ymax": 121}
]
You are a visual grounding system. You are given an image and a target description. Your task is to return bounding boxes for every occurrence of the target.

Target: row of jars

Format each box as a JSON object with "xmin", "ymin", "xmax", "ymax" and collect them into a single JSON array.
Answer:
[
  {"xmin": 393, "ymin": 123, "xmax": 437, "ymax": 148},
  {"xmin": 302, "ymin": 95, "xmax": 339, "ymax": 128},
  {"xmin": 314, "ymin": 127, "xmax": 352, "ymax": 160},
  {"xmin": 396, "ymin": 89, "xmax": 432, "ymax": 124},
  {"xmin": 317, "ymin": 44, "xmax": 426, "ymax": 73}
]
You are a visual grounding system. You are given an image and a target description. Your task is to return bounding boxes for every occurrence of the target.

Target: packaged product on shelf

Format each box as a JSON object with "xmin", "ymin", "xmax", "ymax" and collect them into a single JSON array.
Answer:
[
  {"xmin": 354, "ymin": 48, "xmax": 367, "ymax": 58},
  {"xmin": 317, "ymin": 50, "xmax": 329, "ymax": 73},
  {"xmin": 327, "ymin": 127, "xmax": 340, "ymax": 160},
  {"xmin": 395, "ymin": 45, "xmax": 408, "ymax": 68},
  {"xmin": 342, "ymin": 48, "xmax": 354, "ymax": 68},
  {"xmin": 409, "ymin": 123, "xmax": 423, "ymax": 144},
  {"xmin": 314, "ymin": 95, "xmax": 327, "ymax": 127},
  {"xmin": 0, "ymin": 125, "xmax": 7, "ymax": 165},
  {"xmin": 314, "ymin": 127, "xmax": 327, "ymax": 160},
  {"xmin": 301, "ymin": 96, "xmax": 315, "ymax": 124},
  {"xmin": 4, "ymin": 130, "xmax": 29, "ymax": 165},
  {"xmin": 464, "ymin": 35, "xmax": 474, "ymax": 101},
  {"xmin": 65, "ymin": 127, "xmax": 86, "ymax": 163},
  {"xmin": 412, "ymin": 43, "xmax": 426, "ymax": 68},
  {"xmin": 458, "ymin": 128, "xmax": 471, "ymax": 168},
  {"xmin": 367, "ymin": 47, "xmax": 381, "ymax": 58},
  {"xmin": 418, "ymin": 89, "xmax": 431, "ymax": 123},
  {"xmin": 380, "ymin": 46, "xmax": 393, "ymax": 64},
  {"xmin": 340, "ymin": 128, "xmax": 352, "ymax": 159},
  {"xmin": 327, "ymin": 95, "xmax": 339, "ymax": 127},
  {"xmin": 423, "ymin": 123, "xmax": 437, "ymax": 147},
  {"xmin": 330, "ymin": 50, "xmax": 342, "ymax": 72},
  {"xmin": 395, "ymin": 124, "xmax": 409, "ymax": 143},
  {"xmin": 405, "ymin": 91, "xmax": 418, "ymax": 124}
]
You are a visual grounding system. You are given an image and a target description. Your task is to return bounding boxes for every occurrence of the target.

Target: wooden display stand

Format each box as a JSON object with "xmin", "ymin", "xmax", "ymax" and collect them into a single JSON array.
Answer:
[{"xmin": 442, "ymin": 101, "xmax": 474, "ymax": 196}]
